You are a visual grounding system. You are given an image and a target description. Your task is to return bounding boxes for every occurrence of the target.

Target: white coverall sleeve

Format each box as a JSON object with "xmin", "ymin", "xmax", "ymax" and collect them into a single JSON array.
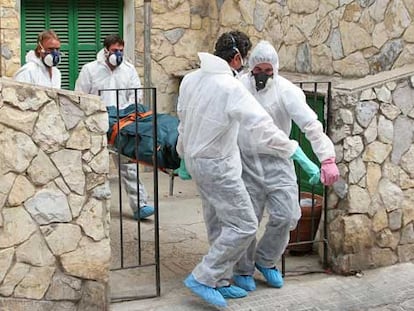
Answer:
[
  {"xmin": 74, "ymin": 66, "xmax": 92, "ymax": 93},
  {"xmin": 176, "ymin": 93, "xmax": 185, "ymax": 158},
  {"xmin": 281, "ymin": 86, "xmax": 335, "ymax": 162},
  {"xmin": 14, "ymin": 67, "xmax": 33, "ymax": 84},
  {"xmin": 230, "ymin": 86, "xmax": 298, "ymax": 159},
  {"xmin": 126, "ymin": 66, "xmax": 143, "ymax": 104}
]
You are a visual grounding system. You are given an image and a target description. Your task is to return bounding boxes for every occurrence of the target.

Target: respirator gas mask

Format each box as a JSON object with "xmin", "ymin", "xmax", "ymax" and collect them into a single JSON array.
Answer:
[
  {"xmin": 40, "ymin": 44, "xmax": 61, "ymax": 67},
  {"xmin": 252, "ymin": 72, "xmax": 273, "ymax": 91},
  {"xmin": 106, "ymin": 49, "xmax": 123, "ymax": 67}
]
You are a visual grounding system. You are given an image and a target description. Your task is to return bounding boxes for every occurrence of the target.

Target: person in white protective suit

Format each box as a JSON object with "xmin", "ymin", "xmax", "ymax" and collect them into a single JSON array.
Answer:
[
  {"xmin": 177, "ymin": 31, "xmax": 321, "ymax": 308},
  {"xmin": 14, "ymin": 29, "xmax": 62, "ymax": 88},
  {"xmin": 75, "ymin": 34, "xmax": 154, "ymax": 220},
  {"xmin": 233, "ymin": 41, "xmax": 340, "ymax": 292}
]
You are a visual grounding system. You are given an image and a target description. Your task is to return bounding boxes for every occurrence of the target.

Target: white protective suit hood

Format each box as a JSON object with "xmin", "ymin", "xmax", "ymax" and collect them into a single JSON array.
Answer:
[
  {"xmin": 176, "ymin": 52, "xmax": 297, "ymax": 161},
  {"xmin": 14, "ymin": 50, "xmax": 61, "ymax": 88},
  {"xmin": 240, "ymin": 42, "xmax": 335, "ymax": 162},
  {"xmin": 248, "ymin": 41, "xmax": 279, "ymax": 74}
]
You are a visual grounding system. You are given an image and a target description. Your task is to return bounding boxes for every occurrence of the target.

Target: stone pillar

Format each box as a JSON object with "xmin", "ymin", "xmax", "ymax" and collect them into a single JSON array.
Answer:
[
  {"xmin": 0, "ymin": 79, "xmax": 111, "ymax": 310},
  {"xmin": 0, "ymin": 0, "xmax": 21, "ymax": 78},
  {"xmin": 327, "ymin": 64, "xmax": 414, "ymax": 274}
]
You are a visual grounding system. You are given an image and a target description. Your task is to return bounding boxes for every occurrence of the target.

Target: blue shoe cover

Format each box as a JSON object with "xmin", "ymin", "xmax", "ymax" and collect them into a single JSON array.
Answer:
[
  {"xmin": 217, "ymin": 285, "xmax": 247, "ymax": 298},
  {"xmin": 255, "ymin": 264, "xmax": 284, "ymax": 288},
  {"xmin": 133, "ymin": 205, "xmax": 154, "ymax": 220},
  {"xmin": 233, "ymin": 275, "xmax": 256, "ymax": 291},
  {"xmin": 184, "ymin": 274, "xmax": 227, "ymax": 307}
]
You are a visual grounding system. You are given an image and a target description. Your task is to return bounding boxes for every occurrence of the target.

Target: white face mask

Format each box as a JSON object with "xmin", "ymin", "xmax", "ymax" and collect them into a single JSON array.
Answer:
[
  {"xmin": 42, "ymin": 50, "xmax": 61, "ymax": 67},
  {"xmin": 39, "ymin": 43, "xmax": 61, "ymax": 67}
]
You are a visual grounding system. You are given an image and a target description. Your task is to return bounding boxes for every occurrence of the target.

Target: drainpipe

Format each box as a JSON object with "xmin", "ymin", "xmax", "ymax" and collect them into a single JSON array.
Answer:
[{"xmin": 143, "ymin": 0, "xmax": 151, "ymax": 106}]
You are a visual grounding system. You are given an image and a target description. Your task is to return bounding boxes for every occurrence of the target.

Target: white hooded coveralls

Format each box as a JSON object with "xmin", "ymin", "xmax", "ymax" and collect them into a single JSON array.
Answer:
[
  {"xmin": 235, "ymin": 41, "xmax": 335, "ymax": 275},
  {"xmin": 177, "ymin": 52, "xmax": 298, "ymax": 288},
  {"xmin": 75, "ymin": 49, "xmax": 148, "ymax": 211},
  {"xmin": 14, "ymin": 50, "xmax": 61, "ymax": 88}
]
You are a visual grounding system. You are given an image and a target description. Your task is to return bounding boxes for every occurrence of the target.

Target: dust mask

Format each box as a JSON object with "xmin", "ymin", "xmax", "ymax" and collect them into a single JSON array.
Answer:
[
  {"xmin": 107, "ymin": 50, "xmax": 123, "ymax": 67},
  {"xmin": 42, "ymin": 49, "xmax": 61, "ymax": 67}
]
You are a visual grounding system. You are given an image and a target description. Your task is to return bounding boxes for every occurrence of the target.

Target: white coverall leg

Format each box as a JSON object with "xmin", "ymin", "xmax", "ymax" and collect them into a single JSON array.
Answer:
[
  {"xmin": 120, "ymin": 163, "xmax": 149, "ymax": 212},
  {"xmin": 234, "ymin": 155, "xmax": 300, "ymax": 275},
  {"xmin": 187, "ymin": 154, "xmax": 258, "ymax": 288}
]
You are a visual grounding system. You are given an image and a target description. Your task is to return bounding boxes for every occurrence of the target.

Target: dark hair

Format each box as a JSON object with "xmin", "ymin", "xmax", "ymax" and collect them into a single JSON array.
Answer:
[
  {"xmin": 35, "ymin": 29, "xmax": 60, "ymax": 57},
  {"xmin": 103, "ymin": 34, "xmax": 124, "ymax": 49},
  {"xmin": 214, "ymin": 31, "xmax": 252, "ymax": 63}
]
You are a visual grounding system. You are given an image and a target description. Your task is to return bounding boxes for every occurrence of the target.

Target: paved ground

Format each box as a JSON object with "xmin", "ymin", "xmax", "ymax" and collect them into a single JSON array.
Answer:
[{"xmin": 109, "ymin": 170, "xmax": 414, "ymax": 311}]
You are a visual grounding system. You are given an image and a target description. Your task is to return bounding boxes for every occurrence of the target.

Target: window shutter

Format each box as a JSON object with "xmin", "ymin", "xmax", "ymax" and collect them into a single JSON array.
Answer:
[{"xmin": 21, "ymin": 0, "xmax": 123, "ymax": 90}]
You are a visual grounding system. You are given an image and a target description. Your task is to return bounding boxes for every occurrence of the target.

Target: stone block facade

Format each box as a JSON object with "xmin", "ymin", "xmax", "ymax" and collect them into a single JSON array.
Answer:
[
  {"xmin": 1, "ymin": 1, "xmax": 414, "ymax": 112},
  {"xmin": 0, "ymin": 79, "xmax": 111, "ymax": 310},
  {"xmin": 327, "ymin": 64, "xmax": 414, "ymax": 273}
]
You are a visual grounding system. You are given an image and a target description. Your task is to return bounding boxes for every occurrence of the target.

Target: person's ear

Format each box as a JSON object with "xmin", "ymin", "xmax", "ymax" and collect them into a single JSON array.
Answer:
[{"xmin": 38, "ymin": 42, "xmax": 45, "ymax": 53}]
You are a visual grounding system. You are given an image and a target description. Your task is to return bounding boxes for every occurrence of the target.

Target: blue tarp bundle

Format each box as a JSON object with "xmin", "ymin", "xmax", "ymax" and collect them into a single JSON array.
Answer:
[{"xmin": 107, "ymin": 104, "xmax": 181, "ymax": 170}]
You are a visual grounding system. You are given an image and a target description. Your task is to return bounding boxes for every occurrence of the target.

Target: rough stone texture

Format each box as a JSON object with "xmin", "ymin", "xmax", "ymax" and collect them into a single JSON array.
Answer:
[
  {"xmin": 42, "ymin": 224, "xmax": 82, "ymax": 256},
  {"xmin": 343, "ymin": 215, "xmax": 373, "ymax": 253},
  {"xmin": 15, "ymin": 232, "xmax": 55, "ymax": 267},
  {"xmin": 50, "ymin": 150, "xmax": 85, "ymax": 195},
  {"xmin": 0, "ymin": 248, "xmax": 14, "ymax": 284},
  {"xmin": 0, "ymin": 127, "xmax": 38, "ymax": 175},
  {"xmin": 0, "ymin": 263, "xmax": 31, "ymax": 296},
  {"xmin": 27, "ymin": 150, "xmax": 60, "ymax": 186},
  {"xmin": 77, "ymin": 281, "xmax": 108, "ymax": 311},
  {"xmin": 32, "ymin": 102, "xmax": 70, "ymax": 153},
  {"xmin": 330, "ymin": 69, "xmax": 414, "ymax": 273},
  {"xmin": 7, "ymin": 175, "xmax": 35, "ymax": 206},
  {"xmin": 4, "ymin": 0, "xmax": 414, "ymax": 115},
  {"xmin": 76, "ymin": 198, "xmax": 106, "ymax": 241},
  {"xmin": 0, "ymin": 299, "xmax": 76, "ymax": 311},
  {"xmin": 24, "ymin": 189, "xmax": 72, "ymax": 225},
  {"xmin": 60, "ymin": 237, "xmax": 110, "ymax": 282},
  {"xmin": 356, "ymin": 101, "xmax": 379, "ymax": 128},
  {"xmin": 14, "ymin": 266, "xmax": 55, "ymax": 300},
  {"xmin": 0, "ymin": 80, "xmax": 109, "ymax": 309},
  {"xmin": 391, "ymin": 116, "xmax": 413, "ymax": 164},
  {"xmin": 363, "ymin": 141, "xmax": 392, "ymax": 164},
  {"xmin": 2, "ymin": 0, "xmax": 414, "ymax": 298},
  {"xmin": 0, "ymin": 207, "xmax": 37, "ymax": 248},
  {"xmin": 45, "ymin": 272, "xmax": 82, "ymax": 301}
]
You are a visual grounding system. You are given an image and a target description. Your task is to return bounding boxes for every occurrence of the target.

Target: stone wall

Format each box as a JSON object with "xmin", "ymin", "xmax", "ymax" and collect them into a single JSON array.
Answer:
[
  {"xmin": 327, "ymin": 64, "xmax": 414, "ymax": 273},
  {"xmin": 0, "ymin": 0, "xmax": 20, "ymax": 78},
  {"xmin": 2, "ymin": 1, "xmax": 413, "ymax": 112},
  {"xmin": 0, "ymin": 79, "xmax": 111, "ymax": 310},
  {"xmin": 133, "ymin": 0, "xmax": 414, "ymax": 112}
]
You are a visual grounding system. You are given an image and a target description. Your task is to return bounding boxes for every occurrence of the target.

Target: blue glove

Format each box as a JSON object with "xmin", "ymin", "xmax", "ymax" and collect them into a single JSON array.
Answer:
[
  {"xmin": 174, "ymin": 158, "xmax": 192, "ymax": 180},
  {"xmin": 290, "ymin": 146, "xmax": 320, "ymax": 185}
]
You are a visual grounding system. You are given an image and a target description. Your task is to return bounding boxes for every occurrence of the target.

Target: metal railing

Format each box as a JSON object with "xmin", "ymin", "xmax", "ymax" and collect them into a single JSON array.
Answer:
[
  {"xmin": 281, "ymin": 81, "xmax": 332, "ymax": 276},
  {"xmin": 100, "ymin": 87, "xmax": 160, "ymax": 302}
]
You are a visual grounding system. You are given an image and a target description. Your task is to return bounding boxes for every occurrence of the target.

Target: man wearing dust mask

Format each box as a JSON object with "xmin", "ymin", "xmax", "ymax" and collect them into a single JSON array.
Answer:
[
  {"xmin": 14, "ymin": 29, "xmax": 62, "ymax": 88},
  {"xmin": 76, "ymin": 34, "xmax": 155, "ymax": 221},
  {"xmin": 234, "ymin": 41, "xmax": 339, "ymax": 291}
]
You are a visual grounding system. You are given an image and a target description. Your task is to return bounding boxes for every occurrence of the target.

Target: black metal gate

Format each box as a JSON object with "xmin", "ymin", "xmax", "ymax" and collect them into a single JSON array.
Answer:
[
  {"xmin": 100, "ymin": 87, "xmax": 160, "ymax": 302},
  {"xmin": 282, "ymin": 81, "xmax": 332, "ymax": 276}
]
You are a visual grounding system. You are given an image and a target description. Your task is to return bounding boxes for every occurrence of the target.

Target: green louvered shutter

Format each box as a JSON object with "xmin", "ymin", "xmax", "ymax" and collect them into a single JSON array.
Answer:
[{"xmin": 21, "ymin": 0, "xmax": 123, "ymax": 90}]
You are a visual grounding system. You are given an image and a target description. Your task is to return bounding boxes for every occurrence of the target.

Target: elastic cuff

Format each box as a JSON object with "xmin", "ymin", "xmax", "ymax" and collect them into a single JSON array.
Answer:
[{"xmin": 322, "ymin": 157, "xmax": 335, "ymax": 164}]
